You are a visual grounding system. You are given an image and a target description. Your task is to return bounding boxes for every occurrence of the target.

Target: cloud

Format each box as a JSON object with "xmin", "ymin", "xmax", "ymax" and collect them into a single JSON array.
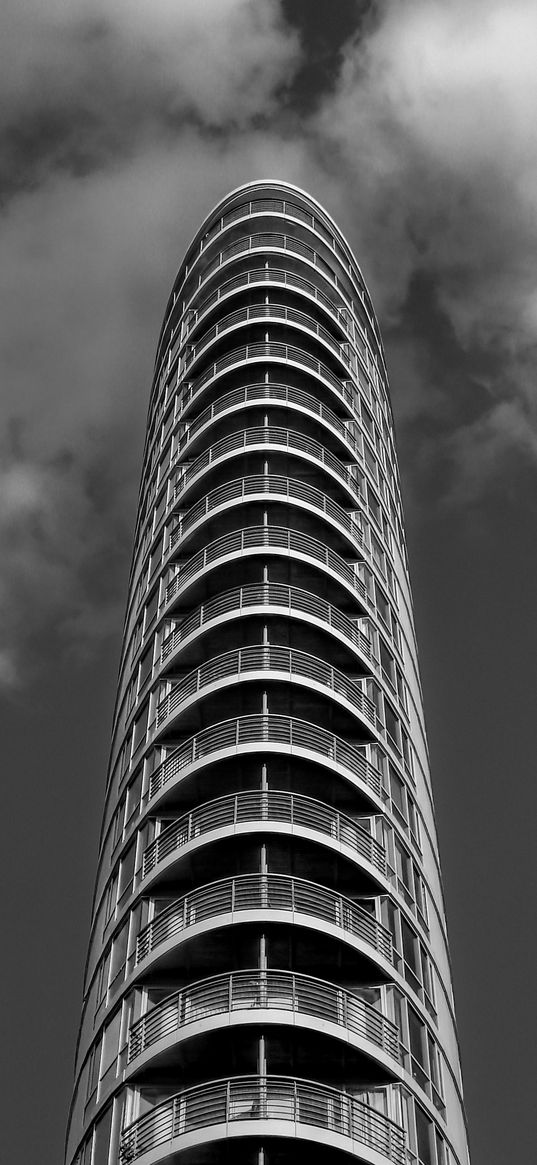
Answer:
[
  {"xmin": 317, "ymin": 0, "xmax": 537, "ymax": 337},
  {"xmin": 310, "ymin": 0, "xmax": 537, "ymax": 507},
  {"xmin": 0, "ymin": 124, "xmax": 319, "ymax": 685},
  {"xmin": 0, "ymin": 0, "xmax": 300, "ymax": 193},
  {"xmin": 1, "ymin": 0, "xmax": 537, "ymax": 686},
  {"xmin": 0, "ymin": 0, "xmax": 305, "ymax": 685}
]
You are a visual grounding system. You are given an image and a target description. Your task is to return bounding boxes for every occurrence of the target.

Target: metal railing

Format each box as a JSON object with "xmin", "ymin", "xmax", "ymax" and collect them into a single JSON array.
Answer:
[
  {"xmin": 176, "ymin": 380, "xmax": 362, "ymax": 460},
  {"xmin": 183, "ymin": 339, "xmax": 347, "ymax": 407},
  {"xmin": 187, "ymin": 230, "xmax": 344, "ymax": 302},
  {"xmin": 161, "ymin": 582, "xmax": 375, "ymax": 665},
  {"xmin": 147, "ymin": 714, "xmax": 385, "ymax": 805},
  {"xmin": 156, "ymin": 644, "xmax": 380, "ymax": 731},
  {"xmin": 163, "ymin": 525, "xmax": 369, "ymax": 610},
  {"xmin": 184, "ymin": 266, "xmax": 352, "ymax": 342},
  {"xmin": 174, "ymin": 426, "xmax": 361, "ymax": 502},
  {"xmin": 183, "ymin": 301, "xmax": 352, "ymax": 376},
  {"xmin": 119, "ymin": 1074, "xmax": 405, "ymax": 1164},
  {"xmin": 134, "ymin": 873, "xmax": 393, "ymax": 966},
  {"xmin": 141, "ymin": 790, "xmax": 386, "ymax": 879},
  {"xmin": 169, "ymin": 474, "xmax": 364, "ymax": 552},
  {"xmin": 127, "ymin": 968, "xmax": 400, "ymax": 1064}
]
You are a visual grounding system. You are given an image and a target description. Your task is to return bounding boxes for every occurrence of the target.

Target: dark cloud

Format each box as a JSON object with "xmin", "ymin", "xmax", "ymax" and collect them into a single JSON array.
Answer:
[
  {"xmin": 313, "ymin": 0, "xmax": 537, "ymax": 487},
  {"xmin": 0, "ymin": 0, "xmax": 301, "ymax": 194},
  {"xmin": 1, "ymin": 0, "xmax": 536, "ymax": 687}
]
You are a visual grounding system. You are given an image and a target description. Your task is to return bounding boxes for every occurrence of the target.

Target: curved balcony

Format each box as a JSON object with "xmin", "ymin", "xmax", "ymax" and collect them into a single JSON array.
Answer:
[
  {"xmin": 119, "ymin": 1074, "xmax": 405, "ymax": 1165},
  {"xmin": 183, "ymin": 302, "xmax": 352, "ymax": 379},
  {"xmin": 169, "ymin": 474, "xmax": 365, "ymax": 556},
  {"xmin": 158, "ymin": 207, "xmax": 381, "ymax": 358},
  {"xmin": 147, "ymin": 714, "xmax": 385, "ymax": 808},
  {"xmin": 179, "ymin": 339, "xmax": 358, "ymax": 421},
  {"xmin": 141, "ymin": 790, "xmax": 386, "ymax": 881},
  {"xmin": 161, "ymin": 583, "xmax": 376, "ymax": 669},
  {"xmin": 176, "ymin": 380, "xmax": 367, "ymax": 468},
  {"xmin": 127, "ymin": 968, "xmax": 401, "ymax": 1067},
  {"xmin": 174, "ymin": 426, "xmax": 361, "ymax": 506},
  {"xmin": 183, "ymin": 265, "xmax": 352, "ymax": 345},
  {"xmin": 174, "ymin": 229, "xmax": 357, "ymax": 335},
  {"xmin": 134, "ymin": 873, "xmax": 393, "ymax": 968},
  {"xmin": 163, "ymin": 524, "xmax": 370, "ymax": 613},
  {"xmin": 155, "ymin": 644, "xmax": 380, "ymax": 734}
]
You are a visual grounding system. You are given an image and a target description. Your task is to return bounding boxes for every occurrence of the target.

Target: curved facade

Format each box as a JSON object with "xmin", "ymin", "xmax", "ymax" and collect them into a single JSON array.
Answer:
[{"xmin": 66, "ymin": 182, "xmax": 471, "ymax": 1165}]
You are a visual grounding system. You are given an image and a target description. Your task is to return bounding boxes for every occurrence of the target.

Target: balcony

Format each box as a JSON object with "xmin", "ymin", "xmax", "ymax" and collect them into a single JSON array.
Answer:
[
  {"xmin": 182, "ymin": 301, "xmax": 352, "ymax": 379},
  {"xmin": 174, "ymin": 426, "xmax": 362, "ymax": 506},
  {"xmin": 127, "ymin": 968, "xmax": 401, "ymax": 1066},
  {"xmin": 147, "ymin": 713, "xmax": 385, "ymax": 808},
  {"xmin": 119, "ymin": 1074, "xmax": 405, "ymax": 1165},
  {"xmin": 176, "ymin": 380, "xmax": 364, "ymax": 465},
  {"xmin": 134, "ymin": 873, "xmax": 393, "ymax": 968},
  {"xmin": 179, "ymin": 339, "xmax": 357, "ymax": 419},
  {"xmin": 183, "ymin": 265, "xmax": 351, "ymax": 345},
  {"xmin": 161, "ymin": 582, "xmax": 376, "ymax": 669},
  {"xmin": 169, "ymin": 473, "xmax": 365, "ymax": 555},
  {"xmin": 164, "ymin": 524, "xmax": 370, "ymax": 612},
  {"xmin": 155, "ymin": 644, "xmax": 380, "ymax": 734},
  {"xmin": 140, "ymin": 789, "xmax": 387, "ymax": 881}
]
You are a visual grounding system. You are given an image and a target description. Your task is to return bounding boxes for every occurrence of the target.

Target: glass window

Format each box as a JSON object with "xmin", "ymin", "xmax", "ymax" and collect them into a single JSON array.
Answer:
[
  {"xmin": 435, "ymin": 1131, "xmax": 447, "ymax": 1165},
  {"xmin": 408, "ymin": 1007, "xmax": 428, "ymax": 1089},
  {"xmin": 126, "ymin": 769, "xmax": 142, "ymax": 827},
  {"xmin": 150, "ymin": 534, "xmax": 164, "ymax": 579},
  {"xmin": 395, "ymin": 838, "xmax": 413, "ymax": 903},
  {"xmin": 101, "ymin": 1009, "xmax": 122, "ymax": 1081},
  {"xmin": 145, "ymin": 587, "xmax": 159, "ymax": 631},
  {"xmin": 415, "ymin": 1104, "xmax": 433, "ymax": 1165},
  {"xmin": 428, "ymin": 1034, "xmax": 443, "ymax": 1100},
  {"xmin": 105, "ymin": 869, "xmax": 119, "ymax": 924},
  {"xmin": 380, "ymin": 639, "xmax": 396, "ymax": 688},
  {"xmin": 401, "ymin": 917, "xmax": 421, "ymax": 992},
  {"xmin": 88, "ymin": 1033, "xmax": 102, "ymax": 1099},
  {"xmin": 367, "ymin": 484, "xmax": 382, "ymax": 526},
  {"xmin": 361, "ymin": 403, "xmax": 374, "ymax": 440},
  {"xmin": 118, "ymin": 841, "xmax": 136, "ymax": 903},
  {"xmin": 389, "ymin": 764, "xmax": 407, "ymax": 823},
  {"xmin": 375, "ymin": 582, "xmax": 390, "ymax": 628},
  {"xmin": 97, "ymin": 946, "xmax": 112, "ymax": 1005},
  {"xmin": 384, "ymin": 701, "xmax": 400, "ymax": 751},
  {"xmin": 110, "ymin": 920, "xmax": 129, "ymax": 991},
  {"xmin": 93, "ymin": 1104, "xmax": 113, "ymax": 1165},
  {"xmin": 132, "ymin": 701, "xmax": 149, "ymax": 753}
]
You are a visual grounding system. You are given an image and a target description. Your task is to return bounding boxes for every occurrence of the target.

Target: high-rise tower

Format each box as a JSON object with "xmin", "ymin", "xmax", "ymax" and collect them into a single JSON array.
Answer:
[{"xmin": 66, "ymin": 182, "xmax": 470, "ymax": 1165}]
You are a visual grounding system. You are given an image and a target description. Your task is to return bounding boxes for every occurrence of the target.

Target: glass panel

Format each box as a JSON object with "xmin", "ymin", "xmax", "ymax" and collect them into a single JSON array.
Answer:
[
  {"xmin": 415, "ymin": 1104, "xmax": 433, "ymax": 1165},
  {"xmin": 93, "ymin": 1104, "xmax": 113, "ymax": 1165}
]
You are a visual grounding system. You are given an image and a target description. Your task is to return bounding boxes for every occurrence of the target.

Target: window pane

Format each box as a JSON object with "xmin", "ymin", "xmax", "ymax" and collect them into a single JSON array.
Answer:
[
  {"xmin": 415, "ymin": 1104, "xmax": 433, "ymax": 1165},
  {"xmin": 93, "ymin": 1104, "xmax": 113, "ymax": 1165}
]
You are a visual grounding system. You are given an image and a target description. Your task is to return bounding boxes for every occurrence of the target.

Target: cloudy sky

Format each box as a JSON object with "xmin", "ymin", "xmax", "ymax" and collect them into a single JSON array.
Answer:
[{"xmin": 1, "ymin": 2, "xmax": 536, "ymax": 1163}]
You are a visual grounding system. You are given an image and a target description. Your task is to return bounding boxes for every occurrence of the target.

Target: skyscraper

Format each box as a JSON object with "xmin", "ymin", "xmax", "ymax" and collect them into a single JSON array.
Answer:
[{"xmin": 66, "ymin": 181, "xmax": 470, "ymax": 1165}]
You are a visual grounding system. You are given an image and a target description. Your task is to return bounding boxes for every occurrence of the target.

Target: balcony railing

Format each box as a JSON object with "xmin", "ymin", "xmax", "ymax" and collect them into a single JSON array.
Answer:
[
  {"xmin": 147, "ymin": 714, "xmax": 385, "ymax": 805},
  {"xmin": 127, "ymin": 968, "xmax": 400, "ymax": 1064},
  {"xmin": 155, "ymin": 644, "xmax": 380, "ymax": 732},
  {"xmin": 161, "ymin": 582, "xmax": 375, "ymax": 666},
  {"xmin": 183, "ymin": 301, "xmax": 352, "ymax": 377},
  {"xmin": 134, "ymin": 873, "xmax": 393, "ymax": 966},
  {"xmin": 169, "ymin": 474, "xmax": 364, "ymax": 552},
  {"xmin": 141, "ymin": 789, "xmax": 386, "ymax": 879},
  {"xmin": 177, "ymin": 380, "xmax": 364, "ymax": 462},
  {"xmin": 183, "ymin": 265, "xmax": 352, "ymax": 343},
  {"xmin": 119, "ymin": 1074, "xmax": 405, "ymax": 1165},
  {"xmin": 163, "ymin": 524, "xmax": 369, "ymax": 610},
  {"xmin": 174, "ymin": 426, "xmax": 361, "ymax": 503},
  {"xmin": 184, "ymin": 339, "xmax": 348, "ymax": 407}
]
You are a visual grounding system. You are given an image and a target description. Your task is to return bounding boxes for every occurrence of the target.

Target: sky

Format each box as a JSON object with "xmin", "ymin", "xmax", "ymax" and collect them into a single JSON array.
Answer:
[{"xmin": 1, "ymin": 2, "xmax": 536, "ymax": 1163}]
